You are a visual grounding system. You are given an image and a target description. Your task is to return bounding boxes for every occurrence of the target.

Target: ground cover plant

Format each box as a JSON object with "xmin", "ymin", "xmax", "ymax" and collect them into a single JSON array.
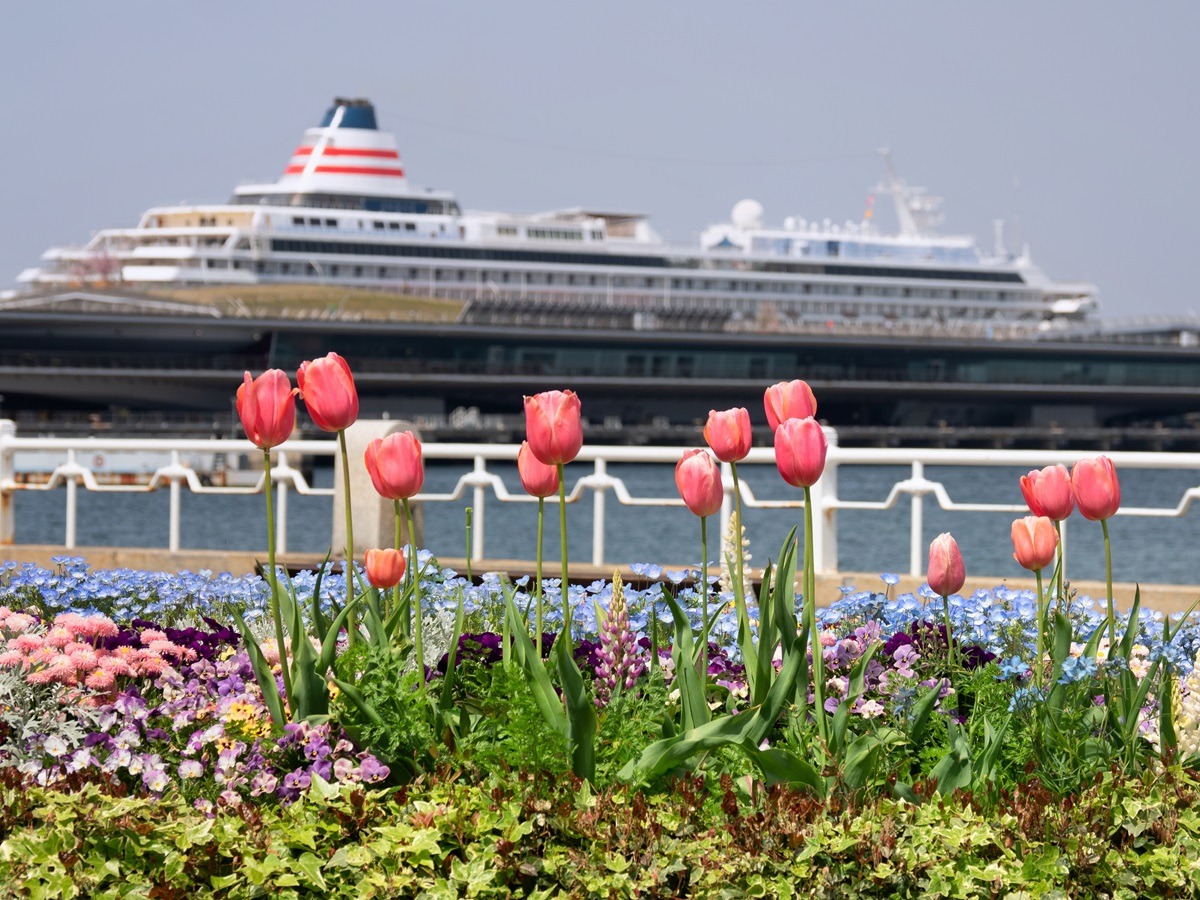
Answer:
[{"xmin": 3, "ymin": 357, "xmax": 1200, "ymax": 897}]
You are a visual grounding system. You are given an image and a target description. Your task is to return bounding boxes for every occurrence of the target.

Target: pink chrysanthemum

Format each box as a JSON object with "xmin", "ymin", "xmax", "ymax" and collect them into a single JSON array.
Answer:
[
  {"xmin": 0, "ymin": 612, "xmax": 35, "ymax": 633},
  {"xmin": 0, "ymin": 650, "xmax": 27, "ymax": 669},
  {"xmin": 9, "ymin": 634, "xmax": 44, "ymax": 653},
  {"xmin": 139, "ymin": 629, "xmax": 168, "ymax": 644},
  {"xmin": 85, "ymin": 668, "xmax": 115, "ymax": 691},
  {"xmin": 98, "ymin": 656, "xmax": 135, "ymax": 678},
  {"xmin": 45, "ymin": 626, "xmax": 74, "ymax": 648}
]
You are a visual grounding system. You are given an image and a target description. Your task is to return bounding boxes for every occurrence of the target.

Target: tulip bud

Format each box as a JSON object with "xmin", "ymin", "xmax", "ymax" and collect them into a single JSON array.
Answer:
[
  {"xmin": 364, "ymin": 432, "xmax": 424, "ymax": 500},
  {"xmin": 675, "ymin": 449, "xmax": 723, "ymax": 518},
  {"xmin": 1011, "ymin": 516, "xmax": 1059, "ymax": 572},
  {"xmin": 364, "ymin": 548, "xmax": 406, "ymax": 590},
  {"xmin": 1071, "ymin": 456, "xmax": 1121, "ymax": 521},
  {"xmin": 773, "ymin": 417, "xmax": 827, "ymax": 488},
  {"xmin": 927, "ymin": 533, "xmax": 965, "ymax": 597},
  {"xmin": 236, "ymin": 370, "xmax": 296, "ymax": 450},
  {"xmin": 1019, "ymin": 465, "xmax": 1074, "ymax": 521},
  {"xmin": 523, "ymin": 390, "xmax": 583, "ymax": 466},
  {"xmin": 764, "ymin": 380, "xmax": 817, "ymax": 432},
  {"xmin": 296, "ymin": 352, "xmax": 359, "ymax": 432},
  {"xmin": 517, "ymin": 441, "xmax": 560, "ymax": 498},
  {"xmin": 703, "ymin": 407, "xmax": 753, "ymax": 463}
]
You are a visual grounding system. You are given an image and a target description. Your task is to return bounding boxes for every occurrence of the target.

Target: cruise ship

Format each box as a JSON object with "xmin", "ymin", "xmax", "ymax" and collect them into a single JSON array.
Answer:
[{"xmin": 16, "ymin": 98, "xmax": 1097, "ymax": 334}]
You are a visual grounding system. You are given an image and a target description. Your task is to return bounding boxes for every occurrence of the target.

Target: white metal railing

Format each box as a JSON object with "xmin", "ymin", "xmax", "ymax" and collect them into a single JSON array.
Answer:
[{"xmin": 4, "ymin": 418, "xmax": 1200, "ymax": 576}]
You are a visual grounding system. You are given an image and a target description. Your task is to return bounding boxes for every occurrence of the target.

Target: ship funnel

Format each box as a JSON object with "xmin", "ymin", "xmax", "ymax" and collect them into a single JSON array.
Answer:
[{"xmin": 274, "ymin": 97, "xmax": 411, "ymax": 196}]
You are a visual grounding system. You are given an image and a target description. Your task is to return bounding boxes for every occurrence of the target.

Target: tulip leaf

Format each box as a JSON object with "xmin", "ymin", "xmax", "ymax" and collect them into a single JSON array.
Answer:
[
  {"xmin": 1159, "ymin": 616, "xmax": 1180, "ymax": 757},
  {"xmin": 503, "ymin": 590, "xmax": 567, "ymax": 740},
  {"xmin": 931, "ymin": 719, "xmax": 973, "ymax": 795},
  {"xmin": 315, "ymin": 597, "xmax": 360, "ymax": 675},
  {"xmin": 661, "ymin": 589, "xmax": 710, "ymax": 731},
  {"xmin": 555, "ymin": 629, "xmax": 598, "ymax": 782},
  {"xmin": 234, "ymin": 618, "xmax": 286, "ymax": 726},
  {"xmin": 743, "ymin": 745, "xmax": 823, "ymax": 794},
  {"xmin": 905, "ymin": 680, "xmax": 943, "ymax": 745},
  {"xmin": 1118, "ymin": 587, "xmax": 1143, "ymax": 662},
  {"xmin": 331, "ymin": 678, "xmax": 386, "ymax": 728}
]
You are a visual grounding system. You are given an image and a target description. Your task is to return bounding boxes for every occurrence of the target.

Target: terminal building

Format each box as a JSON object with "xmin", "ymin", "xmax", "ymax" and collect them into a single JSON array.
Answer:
[{"xmin": 3, "ymin": 290, "xmax": 1200, "ymax": 449}]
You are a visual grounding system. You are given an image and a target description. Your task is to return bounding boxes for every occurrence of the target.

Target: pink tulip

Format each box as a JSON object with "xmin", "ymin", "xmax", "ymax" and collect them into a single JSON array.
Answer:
[
  {"xmin": 236, "ymin": 370, "xmax": 296, "ymax": 450},
  {"xmin": 1011, "ymin": 516, "xmax": 1059, "ymax": 572},
  {"xmin": 364, "ymin": 432, "xmax": 424, "ymax": 500},
  {"xmin": 927, "ymin": 533, "xmax": 966, "ymax": 597},
  {"xmin": 774, "ymin": 417, "xmax": 827, "ymax": 488},
  {"xmin": 364, "ymin": 548, "xmax": 406, "ymax": 589},
  {"xmin": 703, "ymin": 407, "xmax": 753, "ymax": 463},
  {"xmin": 523, "ymin": 390, "xmax": 583, "ymax": 466},
  {"xmin": 1071, "ymin": 456, "xmax": 1121, "ymax": 521},
  {"xmin": 764, "ymin": 380, "xmax": 818, "ymax": 432},
  {"xmin": 675, "ymin": 449, "xmax": 723, "ymax": 518},
  {"xmin": 1019, "ymin": 465, "xmax": 1074, "ymax": 521},
  {"xmin": 296, "ymin": 352, "xmax": 359, "ymax": 432},
  {"xmin": 517, "ymin": 441, "xmax": 560, "ymax": 498}
]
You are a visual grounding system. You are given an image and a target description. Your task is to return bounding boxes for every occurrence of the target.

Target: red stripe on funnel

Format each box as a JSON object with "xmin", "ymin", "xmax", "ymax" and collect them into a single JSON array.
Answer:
[
  {"xmin": 283, "ymin": 165, "xmax": 406, "ymax": 177},
  {"xmin": 292, "ymin": 146, "xmax": 400, "ymax": 159}
]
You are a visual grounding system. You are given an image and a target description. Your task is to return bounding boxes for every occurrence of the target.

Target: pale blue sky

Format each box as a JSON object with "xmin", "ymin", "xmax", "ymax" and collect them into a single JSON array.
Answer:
[{"xmin": 3, "ymin": 2, "xmax": 1196, "ymax": 318}]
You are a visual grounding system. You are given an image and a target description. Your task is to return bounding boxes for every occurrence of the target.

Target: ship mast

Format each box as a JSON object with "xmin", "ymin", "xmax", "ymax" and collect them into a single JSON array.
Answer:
[{"xmin": 876, "ymin": 148, "xmax": 943, "ymax": 238}]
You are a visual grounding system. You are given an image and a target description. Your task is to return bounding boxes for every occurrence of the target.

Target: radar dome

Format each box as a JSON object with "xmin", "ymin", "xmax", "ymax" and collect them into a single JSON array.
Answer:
[{"xmin": 731, "ymin": 199, "xmax": 764, "ymax": 230}]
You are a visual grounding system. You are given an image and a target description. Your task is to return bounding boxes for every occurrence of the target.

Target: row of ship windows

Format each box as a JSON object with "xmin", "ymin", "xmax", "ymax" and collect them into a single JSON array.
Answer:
[
  {"xmin": 289, "ymin": 216, "xmax": 434, "ymax": 233},
  {"xmin": 202, "ymin": 258, "xmax": 1014, "ymax": 301}
]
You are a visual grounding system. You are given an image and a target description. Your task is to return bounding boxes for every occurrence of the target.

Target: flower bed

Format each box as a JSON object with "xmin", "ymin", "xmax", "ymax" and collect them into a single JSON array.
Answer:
[{"xmin": 3, "ymin": 365, "xmax": 1200, "ymax": 896}]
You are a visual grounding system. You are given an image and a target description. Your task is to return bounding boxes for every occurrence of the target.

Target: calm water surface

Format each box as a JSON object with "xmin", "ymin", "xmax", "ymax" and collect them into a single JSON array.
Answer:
[{"xmin": 12, "ymin": 462, "xmax": 1200, "ymax": 586}]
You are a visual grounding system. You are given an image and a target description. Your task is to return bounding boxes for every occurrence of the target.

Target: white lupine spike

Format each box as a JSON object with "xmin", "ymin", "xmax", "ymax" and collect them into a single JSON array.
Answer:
[{"xmin": 718, "ymin": 517, "xmax": 753, "ymax": 597}]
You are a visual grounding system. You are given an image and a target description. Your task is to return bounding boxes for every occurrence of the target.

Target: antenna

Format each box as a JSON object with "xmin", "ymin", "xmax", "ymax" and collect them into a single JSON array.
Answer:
[{"xmin": 874, "ymin": 148, "xmax": 943, "ymax": 237}]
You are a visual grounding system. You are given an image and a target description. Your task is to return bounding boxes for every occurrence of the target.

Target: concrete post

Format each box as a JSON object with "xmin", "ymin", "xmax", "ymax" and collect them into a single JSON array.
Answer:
[
  {"xmin": 332, "ymin": 420, "xmax": 424, "ymax": 560},
  {"xmin": 0, "ymin": 420, "xmax": 14, "ymax": 546},
  {"xmin": 808, "ymin": 425, "xmax": 840, "ymax": 576}
]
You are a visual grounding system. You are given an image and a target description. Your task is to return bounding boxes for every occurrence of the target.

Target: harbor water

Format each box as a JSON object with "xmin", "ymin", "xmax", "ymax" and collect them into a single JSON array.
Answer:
[{"xmin": 11, "ymin": 462, "xmax": 1200, "ymax": 587}]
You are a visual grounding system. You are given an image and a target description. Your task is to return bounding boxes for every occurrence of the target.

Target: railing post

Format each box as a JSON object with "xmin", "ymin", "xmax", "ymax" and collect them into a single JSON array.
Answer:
[
  {"xmin": 592, "ymin": 458, "xmax": 606, "ymax": 566},
  {"xmin": 0, "ymin": 420, "xmax": 14, "ymax": 546},
  {"xmin": 809, "ymin": 426, "xmax": 840, "ymax": 575},
  {"xmin": 472, "ymin": 455, "xmax": 486, "ymax": 562},
  {"xmin": 275, "ymin": 450, "xmax": 288, "ymax": 556},
  {"xmin": 909, "ymin": 460, "xmax": 924, "ymax": 576},
  {"xmin": 168, "ymin": 451, "xmax": 182, "ymax": 553},
  {"xmin": 719, "ymin": 462, "xmax": 733, "ymax": 552},
  {"xmin": 65, "ymin": 449, "xmax": 78, "ymax": 549}
]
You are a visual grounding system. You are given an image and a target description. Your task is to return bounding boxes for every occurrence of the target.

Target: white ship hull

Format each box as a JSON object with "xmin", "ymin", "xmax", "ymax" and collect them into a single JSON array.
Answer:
[{"xmin": 16, "ymin": 99, "xmax": 1097, "ymax": 335}]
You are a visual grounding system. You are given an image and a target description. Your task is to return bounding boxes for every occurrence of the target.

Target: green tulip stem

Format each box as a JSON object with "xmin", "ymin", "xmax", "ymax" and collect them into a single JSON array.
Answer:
[
  {"xmin": 336, "ymin": 429, "xmax": 357, "ymax": 643},
  {"xmin": 803, "ymin": 486, "xmax": 827, "ymax": 739},
  {"xmin": 535, "ymin": 496, "xmax": 545, "ymax": 643},
  {"xmin": 1053, "ymin": 519, "xmax": 1065, "ymax": 614},
  {"xmin": 403, "ymin": 497, "xmax": 425, "ymax": 700},
  {"xmin": 337, "ymin": 429, "xmax": 355, "ymax": 569},
  {"xmin": 391, "ymin": 499, "xmax": 402, "ymax": 619},
  {"xmin": 1102, "ymin": 517, "xmax": 1115, "ymax": 650},
  {"xmin": 1035, "ymin": 568, "xmax": 1045, "ymax": 687},
  {"xmin": 700, "ymin": 514, "xmax": 710, "ymax": 685},
  {"xmin": 941, "ymin": 594, "xmax": 957, "ymax": 674},
  {"xmin": 465, "ymin": 507, "xmax": 473, "ymax": 584},
  {"xmin": 263, "ymin": 448, "xmax": 293, "ymax": 706},
  {"xmin": 557, "ymin": 463, "xmax": 571, "ymax": 649},
  {"xmin": 730, "ymin": 462, "xmax": 750, "ymax": 644}
]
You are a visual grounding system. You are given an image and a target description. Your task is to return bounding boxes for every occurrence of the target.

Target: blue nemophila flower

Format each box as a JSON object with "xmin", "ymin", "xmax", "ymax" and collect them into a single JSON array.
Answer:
[
  {"xmin": 630, "ymin": 563, "xmax": 663, "ymax": 581},
  {"xmin": 1058, "ymin": 655, "xmax": 1099, "ymax": 685},
  {"xmin": 997, "ymin": 656, "xmax": 1029, "ymax": 681},
  {"xmin": 880, "ymin": 573, "xmax": 900, "ymax": 587},
  {"xmin": 1009, "ymin": 685, "xmax": 1048, "ymax": 713}
]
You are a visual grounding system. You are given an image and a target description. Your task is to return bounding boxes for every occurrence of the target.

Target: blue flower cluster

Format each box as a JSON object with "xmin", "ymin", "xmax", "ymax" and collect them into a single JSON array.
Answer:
[{"xmin": 0, "ymin": 557, "xmax": 268, "ymax": 623}]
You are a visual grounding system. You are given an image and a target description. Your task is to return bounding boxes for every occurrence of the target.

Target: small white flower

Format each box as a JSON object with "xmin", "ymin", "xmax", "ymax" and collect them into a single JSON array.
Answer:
[{"xmin": 42, "ymin": 735, "xmax": 69, "ymax": 758}]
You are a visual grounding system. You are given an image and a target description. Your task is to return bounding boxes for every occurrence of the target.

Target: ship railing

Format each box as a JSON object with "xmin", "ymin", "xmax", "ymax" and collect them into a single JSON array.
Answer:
[{"xmin": 7, "ymin": 418, "xmax": 1200, "ymax": 578}]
